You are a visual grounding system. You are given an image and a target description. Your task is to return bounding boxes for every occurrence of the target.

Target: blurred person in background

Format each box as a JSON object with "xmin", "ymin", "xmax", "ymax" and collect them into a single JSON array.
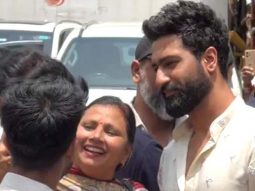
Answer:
[{"xmin": 241, "ymin": 65, "xmax": 255, "ymax": 106}]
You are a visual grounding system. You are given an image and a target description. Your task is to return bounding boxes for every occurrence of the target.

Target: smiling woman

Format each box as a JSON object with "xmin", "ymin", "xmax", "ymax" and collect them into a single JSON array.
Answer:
[{"xmin": 57, "ymin": 96, "xmax": 148, "ymax": 191}]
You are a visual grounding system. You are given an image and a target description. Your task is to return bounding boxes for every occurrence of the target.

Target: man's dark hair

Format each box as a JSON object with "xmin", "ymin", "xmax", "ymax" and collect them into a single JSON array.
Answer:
[
  {"xmin": 1, "ymin": 76, "xmax": 85, "ymax": 170},
  {"xmin": 0, "ymin": 48, "xmax": 88, "ymax": 98},
  {"xmin": 142, "ymin": 0, "xmax": 229, "ymax": 79},
  {"xmin": 87, "ymin": 96, "xmax": 136, "ymax": 145}
]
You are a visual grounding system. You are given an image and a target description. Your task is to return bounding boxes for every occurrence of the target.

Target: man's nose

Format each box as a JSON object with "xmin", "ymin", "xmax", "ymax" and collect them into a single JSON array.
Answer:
[{"xmin": 155, "ymin": 67, "xmax": 171, "ymax": 86}]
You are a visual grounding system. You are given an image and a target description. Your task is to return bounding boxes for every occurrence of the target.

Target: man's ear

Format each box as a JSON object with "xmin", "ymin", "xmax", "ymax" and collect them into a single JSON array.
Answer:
[
  {"xmin": 1, "ymin": 133, "xmax": 10, "ymax": 151},
  {"xmin": 131, "ymin": 60, "xmax": 142, "ymax": 84},
  {"xmin": 201, "ymin": 46, "xmax": 218, "ymax": 74}
]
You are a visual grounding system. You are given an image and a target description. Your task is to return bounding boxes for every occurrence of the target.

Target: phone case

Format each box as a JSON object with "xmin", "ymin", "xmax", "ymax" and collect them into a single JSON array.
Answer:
[{"xmin": 244, "ymin": 49, "xmax": 255, "ymax": 70}]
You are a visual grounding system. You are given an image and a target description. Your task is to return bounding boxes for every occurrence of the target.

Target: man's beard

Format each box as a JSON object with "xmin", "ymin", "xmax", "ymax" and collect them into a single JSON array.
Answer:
[
  {"xmin": 163, "ymin": 67, "xmax": 212, "ymax": 118},
  {"xmin": 139, "ymin": 75, "xmax": 173, "ymax": 121}
]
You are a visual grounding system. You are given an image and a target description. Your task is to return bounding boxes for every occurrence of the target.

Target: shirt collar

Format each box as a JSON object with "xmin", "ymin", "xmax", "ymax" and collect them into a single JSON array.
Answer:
[
  {"xmin": 209, "ymin": 96, "xmax": 243, "ymax": 142},
  {"xmin": 172, "ymin": 96, "xmax": 243, "ymax": 141},
  {"xmin": 129, "ymin": 98, "xmax": 147, "ymax": 132},
  {"xmin": 172, "ymin": 118, "xmax": 192, "ymax": 140},
  {"xmin": 1, "ymin": 172, "xmax": 53, "ymax": 191}
]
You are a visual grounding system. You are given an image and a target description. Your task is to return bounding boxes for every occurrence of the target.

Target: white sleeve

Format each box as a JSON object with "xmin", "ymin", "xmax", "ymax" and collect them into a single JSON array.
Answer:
[{"xmin": 248, "ymin": 139, "xmax": 255, "ymax": 190}]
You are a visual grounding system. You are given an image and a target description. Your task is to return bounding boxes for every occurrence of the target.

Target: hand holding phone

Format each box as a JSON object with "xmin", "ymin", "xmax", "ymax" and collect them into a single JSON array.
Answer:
[{"xmin": 244, "ymin": 49, "xmax": 255, "ymax": 71}]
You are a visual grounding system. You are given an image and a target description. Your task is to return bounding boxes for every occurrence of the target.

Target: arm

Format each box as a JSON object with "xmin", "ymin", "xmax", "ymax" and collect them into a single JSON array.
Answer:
[{"xmin": 241, "ymin": 66, "xmax": 255, "ymax": 101}]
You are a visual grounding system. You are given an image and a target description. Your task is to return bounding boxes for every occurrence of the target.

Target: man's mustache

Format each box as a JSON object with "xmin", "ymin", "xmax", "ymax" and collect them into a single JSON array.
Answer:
[{"xmin": 162, "ymin": 83, "xmax": 182, "ymax": 93}]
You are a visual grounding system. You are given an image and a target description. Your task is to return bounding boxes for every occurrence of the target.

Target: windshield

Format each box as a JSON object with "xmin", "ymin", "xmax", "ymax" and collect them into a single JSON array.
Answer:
[
  {"xmin": 0, "ymin": 30, "xmax": 53, "ymax": 55},
  {"xmin": 62, "ymin": 37, "xmax": 141, "ymax": 89}
]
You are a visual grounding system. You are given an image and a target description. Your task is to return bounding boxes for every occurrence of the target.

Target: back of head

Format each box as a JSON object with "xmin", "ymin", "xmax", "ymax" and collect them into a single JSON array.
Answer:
[
  {"xmin": 87, "ymin": 96, "xmax": 136, "ymax": 145},
  {"xmin": 1, "ymin": 76, "xmax": 85, "ymax": 170},
  {"xmin": 142, "ymin": 0, "xmax": 229, "ymax": 79},
  {"xmin": 0, "ymin": 48, "xmax": 88, "ymax": 96},
  {"xmin": 0, "ymin": 48, "xmax": 33, "ymax": 94}
]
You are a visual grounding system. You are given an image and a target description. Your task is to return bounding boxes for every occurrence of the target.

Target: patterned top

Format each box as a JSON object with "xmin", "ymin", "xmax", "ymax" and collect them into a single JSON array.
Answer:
[{"xmin": 57, "ymin": 173, "xmax": 147, "ymax": 191}]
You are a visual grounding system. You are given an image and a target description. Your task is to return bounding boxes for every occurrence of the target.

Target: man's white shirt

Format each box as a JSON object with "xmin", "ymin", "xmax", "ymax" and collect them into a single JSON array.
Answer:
[{"xmin": 158, "ymin": 97, "xmax": 255, "ymax": 191}]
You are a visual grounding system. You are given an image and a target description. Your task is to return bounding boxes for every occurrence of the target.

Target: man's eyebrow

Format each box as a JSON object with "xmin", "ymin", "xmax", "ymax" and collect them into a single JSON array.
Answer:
[{"xmin": 156, "ymin": 55, "xmax": 180, "ymax": 65}]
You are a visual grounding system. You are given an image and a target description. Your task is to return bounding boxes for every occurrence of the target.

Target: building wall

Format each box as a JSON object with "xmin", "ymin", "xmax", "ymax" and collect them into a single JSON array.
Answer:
[{"xmin": 0, "ymin": 0, "xmax": 227, "ymax": 24}]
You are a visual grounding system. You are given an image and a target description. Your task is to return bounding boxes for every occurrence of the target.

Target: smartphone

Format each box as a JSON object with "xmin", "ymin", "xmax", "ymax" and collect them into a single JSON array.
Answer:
[{"xmin": 244, "ymin": 49, "xmax": 255, "ymax": 70}]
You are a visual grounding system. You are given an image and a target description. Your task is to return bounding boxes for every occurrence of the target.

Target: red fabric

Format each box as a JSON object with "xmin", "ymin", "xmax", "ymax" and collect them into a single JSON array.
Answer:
[
  {"xmin": 132, "ymin": 181, "xmax": 146, "ymax": 189},
  {"xmin": 69, "ymin": 166, "xmax": 86, "ymax": 177},
  {"xmin": 69, "ymin": 167, "xmax": 118, "ymax": 183}
]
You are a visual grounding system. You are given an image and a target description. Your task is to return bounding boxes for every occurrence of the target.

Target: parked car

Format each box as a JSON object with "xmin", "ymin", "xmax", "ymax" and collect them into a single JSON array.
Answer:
[
  {"xmin": 0, "ymin": 20, "xmax": 81, "ymax": 57},
  {"xmin": 57, "ymin": 22, "xmax": 143, "ymax": 103}
]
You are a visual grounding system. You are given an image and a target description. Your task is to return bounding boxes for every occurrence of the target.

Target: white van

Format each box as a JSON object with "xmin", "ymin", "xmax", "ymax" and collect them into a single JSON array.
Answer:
[{"xmin": 57, "ymin": 22, "xmax": 143, "ymax": 104}]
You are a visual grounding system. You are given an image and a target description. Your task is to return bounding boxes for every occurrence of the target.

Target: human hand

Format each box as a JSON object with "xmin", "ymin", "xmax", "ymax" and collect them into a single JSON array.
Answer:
[{"xmin": 241, "ymin": 65, "xmax": 254, "ymax": 85}]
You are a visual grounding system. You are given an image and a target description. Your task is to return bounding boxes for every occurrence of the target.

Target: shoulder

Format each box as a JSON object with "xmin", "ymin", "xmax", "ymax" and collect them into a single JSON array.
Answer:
[
  {"xmin": 132, "ymin": 127, "xmax": 162, "ymax": 162},
  {"xmin": 134, "ymin": 127, "xmax": 162, "ymax": 150},
  {"xmin": 232, "ymin": 101, "xmax": 255, "ymax": 130},
  {"xmin": 124, "ymin": 127, "xmax": 162, "ymax": 168}
]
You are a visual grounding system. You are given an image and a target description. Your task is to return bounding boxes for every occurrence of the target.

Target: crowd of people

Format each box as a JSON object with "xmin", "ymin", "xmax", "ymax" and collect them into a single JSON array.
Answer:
[{"xmin": 0, "ymin": 1, "xmax": 255, "ymax": 191}]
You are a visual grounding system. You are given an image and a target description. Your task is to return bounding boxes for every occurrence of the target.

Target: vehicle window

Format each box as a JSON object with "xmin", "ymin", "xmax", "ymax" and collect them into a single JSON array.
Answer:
[
  {"xmin": 114, "ymin": 41, "xmax": 137, "ymax": 66},
  {"xmin": 62, "ymin": 37, "xmax": 140, "ymax": 88},
  {"xmin": 0, "ymin": 41, "xmax": 44, "ymax": 52},
  {"xmin": 0, "ymin": 30, "xmax": 53, "ymax": 55}
]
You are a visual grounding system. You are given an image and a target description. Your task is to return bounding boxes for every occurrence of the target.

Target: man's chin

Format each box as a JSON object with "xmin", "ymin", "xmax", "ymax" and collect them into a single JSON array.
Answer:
[{"xmin": 165, "ymin": 104, "xmax": 189, "ymax": 118}]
